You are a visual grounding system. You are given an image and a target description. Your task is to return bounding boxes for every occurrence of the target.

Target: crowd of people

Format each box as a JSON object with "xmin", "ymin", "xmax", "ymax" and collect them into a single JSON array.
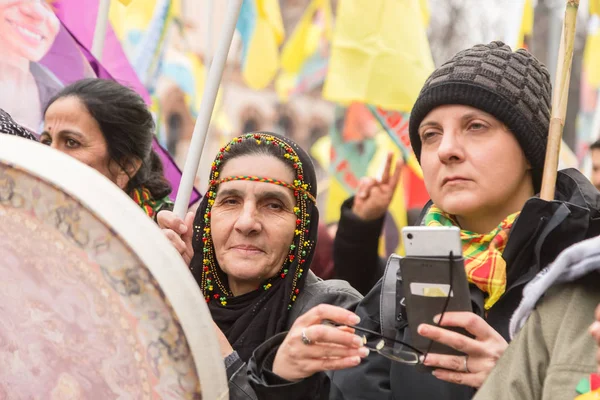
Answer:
[{"xmin": 2, "ymin": 39, "xmax": 600, "ymax": 399}]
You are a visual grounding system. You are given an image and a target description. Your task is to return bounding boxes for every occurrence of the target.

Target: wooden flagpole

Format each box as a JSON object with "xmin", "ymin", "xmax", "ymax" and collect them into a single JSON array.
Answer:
[{"xmin": 540, "ymin": 0, "xmax": 580, "ymax": 201}]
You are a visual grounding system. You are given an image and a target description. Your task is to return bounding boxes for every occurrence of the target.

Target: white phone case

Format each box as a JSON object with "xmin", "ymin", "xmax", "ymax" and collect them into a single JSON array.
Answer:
[{"xmin": 402, "ymin": 226, "xmax": 462, "ymax": 257}]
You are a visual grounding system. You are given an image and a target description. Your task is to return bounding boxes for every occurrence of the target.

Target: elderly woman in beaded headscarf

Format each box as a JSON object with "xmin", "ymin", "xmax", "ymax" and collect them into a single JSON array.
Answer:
[{"xmin": 158, "ymin": 132, "xmax": 364, "ymax": 398}]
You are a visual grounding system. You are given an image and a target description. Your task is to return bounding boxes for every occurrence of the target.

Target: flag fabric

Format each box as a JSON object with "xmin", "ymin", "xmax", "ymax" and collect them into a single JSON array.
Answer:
[
  {"xmin": 53, "ymin": 0, "xmax": 151, "ymax": 102},
  {"xmin": 160, "ymin": 50, "xmax": 225, "ymax": 122},
  {"xmin": 575, "ymin": 9, "xmax": 600, "ymax": 173},
  {"xmin": 584, "ymin": 19, "xmax": 600, "ymax": 88},
  {"xmin": 236, "ymin": 0, "xmax": 285, "ymax": 89},
  {"xmin": 276, "ymin": 0, "xmax": 332, "ymax": 100},
  {"xmin": 323, "ymin": 0, "xmax": 434, "ymax": 112},
  {"xmin": 321, "ymin": 104, "xmax": 409, "ymax": 256},
  {"xmin": 109, "ymin": 0, "xmax": 180, "ymax": 91},
  {"xmin": 502, "ymin": 0, "xmax": 533, "ymax": 50},
  {"xmin": 418, "ymin": 0, "xmax": 430, "ymax": 27},
  {"xmin": 366, "ymin": 106, "xmax": 421, "ymax": 176},
  {"xmin": 367, "ymin": 105, "xmax": 429, "ymax": 210},
  {"xmin": 592, "ymin": 0, "xmax": 600, "ymax": 16},
  {"xmin": 518, "ymin": 0, "xmax": 534, "ymax": 49}
]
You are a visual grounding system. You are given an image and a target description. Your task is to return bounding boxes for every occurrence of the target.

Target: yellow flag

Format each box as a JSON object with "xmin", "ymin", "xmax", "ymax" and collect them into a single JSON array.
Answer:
[
  {"xmin": 518, "ymin": 0, "xmax": 534, "ymax": 48},
  {"xmin": 280, "ymin": 0, "xmax": 332, "ymax": 74},
  {"xmin": 109, "ymin": 0, "xmax": 156, "ymax": 40},
  {"xmin": 584, "ymin": 27, "xmax": 600, "ymax": 87},
  {"xmin": 275, "ymin": 0, "xmax": 331, "ymax": 100},
  {"xmin": 258, "ymin": 0, "xmax": 284, "ymax": 42},
  {"xmin": 419, "ymin": 0, "xmax": 430, "ymax": 27},
  {"xmin": 323, "ymin": 0, "xmax": 434, "ymax": 112},
  {"xmin": 242, "ymin": 0, "xmax": 285, "ymax": 89},
  {"xmin": 575, "ymin": 388, "xmax": 600, "ymax": 400},
  {"xmin": 591, "ymin": 0, "xmax": 600, "ymax": 16}
]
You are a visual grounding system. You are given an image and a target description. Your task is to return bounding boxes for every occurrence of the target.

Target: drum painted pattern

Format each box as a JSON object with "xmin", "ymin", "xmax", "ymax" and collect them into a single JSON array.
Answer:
[{"xmin": 0, "ymin": 163, "xmax": 202, "ymax": 399}]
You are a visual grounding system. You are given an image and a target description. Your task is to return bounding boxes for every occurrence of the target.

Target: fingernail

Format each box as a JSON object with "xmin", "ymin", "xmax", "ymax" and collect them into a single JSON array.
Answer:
[
  {"xmin": 179, "ymin": 224, "xmax": 187, "ymax": 233},
  {"xmin": 433, "ymin": 314, "xmax": 441, "ymax": 324},
  {"xmin": 418, "ymin": 355, "xmax": 425, "ymax": 363},
  {"xmin": 591, "ymin": 321, "xmax": 600, "ymax": 333},
  {"xmin": 359, "ymin": 347, "xmax": 370, "ymax": 357},
  {"xmin": 417, "ymin": 324, "xmax": 427, "ymax": 335},
  {"xmin": 431, "ymin": 370, "xmax": 439, "ymax": 377},
  {"xmin": 349, "ymin": 315, "xmax": 361, "ymax": 325},
  {"xmin": 353, "ymin": 336, "xmax": 363, "ymax": 347},
  {"xmin": 351, "ymin": 356, "xmax": 361, "ymax": 365}
]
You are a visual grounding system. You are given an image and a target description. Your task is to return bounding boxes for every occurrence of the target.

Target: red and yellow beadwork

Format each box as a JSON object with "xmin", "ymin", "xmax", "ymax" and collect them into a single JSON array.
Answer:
[{"xmin": 195, "ymin": 133, "xmax": 315, "ymax": 309}]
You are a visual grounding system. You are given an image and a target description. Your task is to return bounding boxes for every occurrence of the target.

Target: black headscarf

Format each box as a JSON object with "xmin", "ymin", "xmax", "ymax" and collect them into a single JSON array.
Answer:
[
  {"xmin": 0, "ymin": 109, "xmax": 38, "ymax": 141},
  {"xmin": 189, "ymin": 132, "xmax": 319, "ymax": 362}
]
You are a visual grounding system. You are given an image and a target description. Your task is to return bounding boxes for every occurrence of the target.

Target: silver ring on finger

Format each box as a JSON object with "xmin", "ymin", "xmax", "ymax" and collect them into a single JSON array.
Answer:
[
  {"xmin": 301, "ymin": 328, "xmax": 312, "ymax": 345},
  {"xmin": 463, "ymin": 355, "xmax": 470, "ymax": 373}
]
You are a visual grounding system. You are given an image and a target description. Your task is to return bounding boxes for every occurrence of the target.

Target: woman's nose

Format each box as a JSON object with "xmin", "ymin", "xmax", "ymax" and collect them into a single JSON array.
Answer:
[
  {"xmin": 18, "ymin": 1, "xmax": 48, "ymax": 21},
  {"xmin": 437, "ymin": 130, "xmax": 464, "ymax": 163},
  {"xmin": 234, "ymin": 203, "xmax": 261, "ymax": 234}
]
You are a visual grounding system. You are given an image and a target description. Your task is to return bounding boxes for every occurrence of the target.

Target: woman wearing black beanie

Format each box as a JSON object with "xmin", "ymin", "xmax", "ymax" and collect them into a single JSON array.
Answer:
[{"xmin": 244, "ymin": 41, "xmax": 600, "ymax": 400}]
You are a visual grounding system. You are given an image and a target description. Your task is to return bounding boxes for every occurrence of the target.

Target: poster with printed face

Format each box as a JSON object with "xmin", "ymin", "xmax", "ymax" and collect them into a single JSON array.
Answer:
[
  {"xmin": 0, "ymin": 0, "xmax": 97, "ymax": 131},
  {"xmin": 0, "ymin": 0, "xmax": 200, "ymax": 204}
]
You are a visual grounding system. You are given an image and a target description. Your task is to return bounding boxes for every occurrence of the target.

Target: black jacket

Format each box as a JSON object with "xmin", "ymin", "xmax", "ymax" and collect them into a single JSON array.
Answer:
[
  {"xmin": 226, "ymin": 271, "xmax": 362, "ymax": 400},
  {"xmin": 247, "ymin": 169, "xmax": 600, "ymax": 399},
  {"xmin": 333, "ymin": 197, "xmax": 387, "ymax": 295}
]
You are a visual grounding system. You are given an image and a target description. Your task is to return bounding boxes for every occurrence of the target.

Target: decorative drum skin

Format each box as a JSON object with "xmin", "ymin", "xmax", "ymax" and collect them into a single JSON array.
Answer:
[{"xmin": 0, "ymin": 135, "xmax": 228, "ymax": 400}]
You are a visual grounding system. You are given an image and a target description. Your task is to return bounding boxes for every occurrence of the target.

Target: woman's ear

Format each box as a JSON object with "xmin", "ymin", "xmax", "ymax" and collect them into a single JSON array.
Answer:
[{"xmin": 110, "ymin": 158, "xmax": 142, "ymax": 190}]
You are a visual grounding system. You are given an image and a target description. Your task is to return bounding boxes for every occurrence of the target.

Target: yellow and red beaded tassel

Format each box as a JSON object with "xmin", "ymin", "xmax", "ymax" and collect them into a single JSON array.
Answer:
[{"xmin": 195, "ymin": 133, "xmax": 315, "ymax": 309}]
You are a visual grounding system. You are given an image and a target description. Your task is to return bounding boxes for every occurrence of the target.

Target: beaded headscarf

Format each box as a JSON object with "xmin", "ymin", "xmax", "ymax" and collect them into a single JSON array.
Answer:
[{"xmin": 188, "ymin": 132, "xmax": 319, "ymax": 361}]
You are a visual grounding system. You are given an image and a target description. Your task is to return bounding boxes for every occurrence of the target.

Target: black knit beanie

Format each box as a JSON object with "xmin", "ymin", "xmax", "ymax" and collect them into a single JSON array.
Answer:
[{"xmin": 409, "ymin": 41, "xmax": 551, "ymax": 190}]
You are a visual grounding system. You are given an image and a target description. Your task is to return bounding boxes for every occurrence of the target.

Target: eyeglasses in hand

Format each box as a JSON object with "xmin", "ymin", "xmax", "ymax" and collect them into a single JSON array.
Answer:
[
  {"xmin": 322, "ymin": 319, "xmax": 424, "ymax": 364},
  {"xmin": 323, "ymin": 251, "xmax": 458, "ymax": 364}
]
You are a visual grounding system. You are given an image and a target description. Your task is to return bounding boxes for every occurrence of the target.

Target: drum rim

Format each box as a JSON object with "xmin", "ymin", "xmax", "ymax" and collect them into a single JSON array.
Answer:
[{"xmin": 0, "ymin": 135, "xmax": 228, "ymax": 400}]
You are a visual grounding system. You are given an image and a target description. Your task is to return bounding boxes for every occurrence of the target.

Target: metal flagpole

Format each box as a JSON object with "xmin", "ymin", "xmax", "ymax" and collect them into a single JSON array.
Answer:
[
  {"xmin": 205, "ymin": 0, "xmax": 215, "ymax": 78},
  {"xmin": 173, "ymin": 0, "xmax": 243, "ymax": 218},
  {"xmin": 92, "ymin": 0, "xmax": 112, "ymax": 60}
]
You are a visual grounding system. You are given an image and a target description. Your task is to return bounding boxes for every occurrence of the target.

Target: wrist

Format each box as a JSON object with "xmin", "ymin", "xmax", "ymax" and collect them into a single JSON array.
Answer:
[
  {"xmin": 272, "ymin": 353, "xmax": 300, "ymax": 382},
  {"xmin": 351, "ymin": 206, "xmax": 383, "ymax": 221}
]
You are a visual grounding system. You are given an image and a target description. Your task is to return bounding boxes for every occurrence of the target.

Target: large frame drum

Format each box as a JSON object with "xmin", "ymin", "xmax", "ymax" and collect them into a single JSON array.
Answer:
[{"xmin": 0, "ymin": 135, "xmax": 228, "ymax": 399}]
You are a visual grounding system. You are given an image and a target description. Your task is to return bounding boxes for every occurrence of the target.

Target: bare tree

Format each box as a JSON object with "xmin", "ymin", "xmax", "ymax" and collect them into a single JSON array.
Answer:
[{"xmin": 427, "ymin": 0, "xmax": 505, "ymax": 66}]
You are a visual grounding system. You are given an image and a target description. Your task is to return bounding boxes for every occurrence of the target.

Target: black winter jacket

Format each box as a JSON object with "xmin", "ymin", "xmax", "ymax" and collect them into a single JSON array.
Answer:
[
  {"xmin": 226, "ymin": 271, "xmax": 362, "ymax": 400},
  {"xmin": 332, "ymin": 197, "xmax": 387, "ymax": 296}
]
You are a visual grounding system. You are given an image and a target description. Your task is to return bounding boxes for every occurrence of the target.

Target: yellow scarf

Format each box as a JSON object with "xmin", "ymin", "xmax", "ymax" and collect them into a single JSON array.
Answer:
[{"xmin": 424, "ymin": 205, "xmax": 520, "ymax": 310}]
